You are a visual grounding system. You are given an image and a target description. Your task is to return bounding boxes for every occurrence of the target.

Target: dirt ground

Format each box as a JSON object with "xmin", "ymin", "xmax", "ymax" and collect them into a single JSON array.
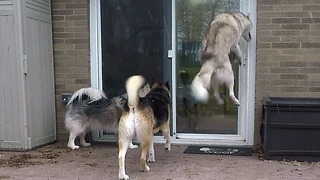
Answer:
[{"xmin": 0, "ymin": 141, "xmax": 320, "ymax": 180}]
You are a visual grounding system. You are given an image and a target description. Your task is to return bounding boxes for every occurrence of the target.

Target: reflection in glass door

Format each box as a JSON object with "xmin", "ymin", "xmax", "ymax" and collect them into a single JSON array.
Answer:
[
  {"xmin": 175, "ymin": 0, "xmax": 242, "ymax": 135},
  {"xmin": 97, "ymin": 0, "xmax": 172, "ymax": 139},
  {"xmin": 101, "ymin": 0, "xmax": 171, "ymax": 97}
]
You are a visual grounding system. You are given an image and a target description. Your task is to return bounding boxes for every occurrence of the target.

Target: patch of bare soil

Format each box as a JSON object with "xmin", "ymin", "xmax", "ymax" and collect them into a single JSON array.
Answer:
[
  {"xmin": 0, "ymin": 149, "xmax": 61, "ymax": 168},
  {"xmin": 253, "ymin": 144, "xmax": 320, "ymax": 168}
]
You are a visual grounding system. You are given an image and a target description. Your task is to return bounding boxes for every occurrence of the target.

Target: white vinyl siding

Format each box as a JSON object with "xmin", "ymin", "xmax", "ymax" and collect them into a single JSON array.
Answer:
[
  {"xmin": 25, "ymin": 0, "xmax": 55, "ymax": 148},
  {"xmin": 0, "ymin": 0, "xmax": 26, "ymax": 149}
]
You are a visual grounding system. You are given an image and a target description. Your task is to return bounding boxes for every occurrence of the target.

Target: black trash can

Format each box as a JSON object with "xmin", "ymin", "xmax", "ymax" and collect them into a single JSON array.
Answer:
[{"xmin": 262, "ymin": 97, "xmax": 320, "ymax": 161}]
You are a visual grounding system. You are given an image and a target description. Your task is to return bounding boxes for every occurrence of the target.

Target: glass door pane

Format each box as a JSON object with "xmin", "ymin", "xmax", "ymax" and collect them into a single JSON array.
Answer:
[
  {"xmin": 101, "ymin": 0, "xmax": 171, "ymax": 97},
  {"xmin": 99, "ymin": 0, "xmax": 171, "ymax": 138},
  {"xmin": 176, "ymin": 0, "xmax": 241, "ymax": 134}
]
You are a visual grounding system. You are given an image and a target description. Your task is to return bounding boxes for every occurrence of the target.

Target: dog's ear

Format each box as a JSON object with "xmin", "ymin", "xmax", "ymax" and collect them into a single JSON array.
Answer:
[
  {"xmin": 144, "ymin": 83, "xmax": 151, "ymax": 92},
  {"xmin": 120, "ymin": 93, "xmax": 128, "ymax": 99},
  {"xmin": 119, "ymin": 95, "xmax": 127, "ymax": 105},
  {"xmin": 139, "ymin": 83, "xmax": 150, "ymax": 97},
  {"xmin": 165, "ymin": 81, "xmax": 170, "ymax": 90},
  {"xmin": 246, "ymin": 13, "xmax": 250, "ymax": 19}
]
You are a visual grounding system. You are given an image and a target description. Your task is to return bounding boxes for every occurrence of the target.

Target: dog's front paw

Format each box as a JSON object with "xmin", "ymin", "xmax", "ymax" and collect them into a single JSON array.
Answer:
[
  {"xmin": 68, "ymin": 144, "xmax": 80, "ymax": 150},
  {"xmin": 81, "ymin": 142, "xmax": 91, "ymax": 147},
  {"xmin": 119, "ymin": 174, "xmax": 129, "ymax": 180},
  {"xmin": 129, "ymin": 143, "xmax": 138, "ymax": 149}
]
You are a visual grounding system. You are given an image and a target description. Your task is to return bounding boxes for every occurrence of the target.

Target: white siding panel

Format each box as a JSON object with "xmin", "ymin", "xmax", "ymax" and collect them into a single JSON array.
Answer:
[
  {"xmin": 0, "ymin": 14, "xmax": 24, "ymax": 149},
  {"xmin": 0, "ymin": 0, "xmax": 13, "ymax": 8},
  {"xmin": 0, "ymin": 0, "xmax": 55, "ymax": 149},
  {"xmin": 26, "ymin": 0, "xmax": 50, "ymax": 23},
  {"xmin": 25, "ymin": 0, "xmax": 56, "ymax": 147},
  {"xmin": 0, "ymin": 0, "xmax": 13, "ymax": 15}
]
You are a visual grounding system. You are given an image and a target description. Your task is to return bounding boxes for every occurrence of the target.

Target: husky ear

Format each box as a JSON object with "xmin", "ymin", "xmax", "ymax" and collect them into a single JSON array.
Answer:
[
  {"xmin": 139, "ymin": 83, "xmax": 150, "ymax": 97},
  {"xmin": 165, "ymin": 81, "xmax": 170, "ymax": 90},
  {"xmin": 119, "ymin": 95, "xmax": 127, "ymax": 105},
  {"xmin": 144, "ymin": 83, "xmax": 150, "ymax": 92}
]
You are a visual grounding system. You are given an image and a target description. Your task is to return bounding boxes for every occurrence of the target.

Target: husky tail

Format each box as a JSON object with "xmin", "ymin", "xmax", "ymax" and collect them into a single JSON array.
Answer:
[
  {"xmin": 67, "ymin": 87, "xmax": 106, "ymax": 107},
  {"xmin": 190, "ymin": 74, "xmax": 210, "ymax": 103},
  {"xmin": 190, "ymin": 60, "xmax": 216, "ymax": 103},
  {"xmin": 126, "ymin": 75, "xmax": 145, "ymax": 107}
]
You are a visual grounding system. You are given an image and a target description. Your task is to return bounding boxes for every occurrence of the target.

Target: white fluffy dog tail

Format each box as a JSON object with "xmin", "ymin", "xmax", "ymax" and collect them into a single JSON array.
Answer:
[
  {"xmin": 67, "ymin": 87, "xmax": 106, "ymax": 106},
  {"xmin": 126, "ymin": 75, "xmax": 145, "ymax": 107},
  {"xmin": 190, "ymin": 75, "xmax": 209, "ymax": 103}
]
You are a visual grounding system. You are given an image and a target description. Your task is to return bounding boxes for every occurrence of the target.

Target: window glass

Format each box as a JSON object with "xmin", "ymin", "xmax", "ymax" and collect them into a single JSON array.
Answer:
[
  {"xmin": 101, "ymin": 0, "xmax": 168, "ymax": 97},
  {"xmin": 176, "ymin": 0, "xmax": 241, "ymax": 134}
]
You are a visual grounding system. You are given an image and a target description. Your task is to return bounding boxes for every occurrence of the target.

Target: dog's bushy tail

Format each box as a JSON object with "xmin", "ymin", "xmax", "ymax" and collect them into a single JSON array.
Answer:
[
  {"xmin": 190, "ymin": 75, "xmax": 209, "ymax": 103},
  {"xmin": 126, "ymin": 75, "xmax": 145, "ymax": 107},
  {"xmin": 67, "ymin": 87, "xmax": 106, "ymax": 106}
]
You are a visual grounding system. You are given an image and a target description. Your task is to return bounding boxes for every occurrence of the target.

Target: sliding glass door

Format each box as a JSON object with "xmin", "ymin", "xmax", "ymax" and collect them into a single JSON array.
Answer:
[
  {"xmin": 90, "ymin": 0, "xmax": 256, "ymax": 146},
  {"xmin": 173, "ymin": 0, "xmax": 256, "ymax": 145},
  {"xmin": 94, "ymin": 0, "xmax": 172, "ymax": 140},
  {"xmin": 176, "ymin": 0, "xmax": 240, "ymax": 135}
]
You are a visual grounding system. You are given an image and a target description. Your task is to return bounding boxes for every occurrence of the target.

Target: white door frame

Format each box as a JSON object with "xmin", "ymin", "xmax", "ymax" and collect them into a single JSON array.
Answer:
[
  {"xmin": 89, "ymin": 0, "xmax": 257, "ymax": 146},
  {"xmin": 173, "ymin": 0, "xmax": 257, "ymax": 146}
]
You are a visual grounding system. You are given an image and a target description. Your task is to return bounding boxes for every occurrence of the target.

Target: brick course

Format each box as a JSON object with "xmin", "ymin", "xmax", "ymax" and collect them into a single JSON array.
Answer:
[{"xmin": 51, "ymin": 0, "xmax": 90, "ymax": 139}]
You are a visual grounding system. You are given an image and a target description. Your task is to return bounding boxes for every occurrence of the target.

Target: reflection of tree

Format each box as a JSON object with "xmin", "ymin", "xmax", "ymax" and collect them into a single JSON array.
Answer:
[
  {"xmin": 176, "ymin": 0, "xmax": 240, "ymax": 63},
  {"xmin": 177, "ymin": 0, "xmax": 216, "ymax": 63}
]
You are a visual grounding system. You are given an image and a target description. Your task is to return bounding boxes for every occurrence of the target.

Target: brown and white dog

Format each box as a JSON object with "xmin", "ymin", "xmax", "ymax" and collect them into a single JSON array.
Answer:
[
  {"xmin": 190, "ymin": 12, "xmax": 253, "ymax": 105},
  {"xmin": 118, "ymin": 75, "xmax": 171, "ymax": 180}
]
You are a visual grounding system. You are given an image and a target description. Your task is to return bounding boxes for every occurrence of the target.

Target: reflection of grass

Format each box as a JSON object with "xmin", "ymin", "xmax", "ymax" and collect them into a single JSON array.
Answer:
[{"xmin": 179, "ymin": 67, "xmax": 199, "ymax": 79}]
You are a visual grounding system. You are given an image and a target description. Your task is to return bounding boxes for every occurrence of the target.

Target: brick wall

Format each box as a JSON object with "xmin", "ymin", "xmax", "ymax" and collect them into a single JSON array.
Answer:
[
  {"xmin": 51, "ymin": 0, "xmax": 90, "ymax": 139},
  {"xmin": 255, "ymin": 0, "xmax": 320, "ymax": 145}
]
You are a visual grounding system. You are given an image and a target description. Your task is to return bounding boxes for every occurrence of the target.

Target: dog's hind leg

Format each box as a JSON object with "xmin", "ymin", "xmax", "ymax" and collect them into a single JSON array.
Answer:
[
  {"xmin": 227, "ymin": 83, "xmax": 240, "ymax": 105},
  {"xmin": 139, "ymin": 139, "xmax": 151, "ymax": 172},
  {"xmin": 137, "ymin": 125, "xmax": 152, "ymax": 172},
  {"xmin": 147, "ymin": 140, "xmax": 155, "ymax": 163},
  {"xmin": 225, "ymin": 71, "xmax": 240, "ymax": 106},
  {"xmin": 161, "ymin": 121, "xmax": 171, "ymax": 151},
  {"xmin": 79, "ymin": 133, "xmax": 91, "ymax": 147},
  {"xmin": 211, "ymin": 73, "xmax": 225, "ymax": 104},
  {"xmin": 67, "ymin": 131, "xmax": 80, "ymax": 150},
  {"xmin": 118, "ymin": 136, "xmax": 130, "ymax": 180}
]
